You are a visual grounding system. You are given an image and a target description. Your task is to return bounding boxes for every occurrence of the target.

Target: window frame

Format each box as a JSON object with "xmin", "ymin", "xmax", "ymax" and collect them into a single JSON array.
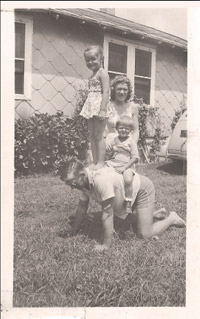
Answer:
[
  {"xmin": 15, "ymin": 14, "xmax": 33, "ymax": 100},
  {"xmin": 104, "ymin": 34, "xmax": 156, "ymax": 107}
]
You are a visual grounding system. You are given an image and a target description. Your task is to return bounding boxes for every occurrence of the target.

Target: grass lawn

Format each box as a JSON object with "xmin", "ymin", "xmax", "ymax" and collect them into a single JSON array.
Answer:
[{"xmin": 14, "ymin": 161, "xmax": 186, "ymax": 307}]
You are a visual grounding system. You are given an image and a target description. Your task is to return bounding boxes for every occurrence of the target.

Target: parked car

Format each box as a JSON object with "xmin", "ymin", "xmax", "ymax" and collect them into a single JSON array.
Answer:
[{"xmin": 167, "ymin": 109, "xmax": 187, "ymax": 162}]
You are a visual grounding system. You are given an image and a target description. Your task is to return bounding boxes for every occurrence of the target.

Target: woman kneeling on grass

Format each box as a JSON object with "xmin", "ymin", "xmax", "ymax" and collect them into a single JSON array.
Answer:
[{"xmin": 59, "ymin": 158, "xmax": 186, "ymax": 251}]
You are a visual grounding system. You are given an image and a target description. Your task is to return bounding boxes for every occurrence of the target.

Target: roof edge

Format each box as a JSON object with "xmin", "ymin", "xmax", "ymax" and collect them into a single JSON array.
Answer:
[{"xmin": 15, "ymin": 8, "xmax": 187, "ymax": 50}]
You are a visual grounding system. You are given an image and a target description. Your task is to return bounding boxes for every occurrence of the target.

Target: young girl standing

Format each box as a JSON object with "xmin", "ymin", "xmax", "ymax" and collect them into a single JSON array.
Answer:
[{"xmin": 80, "ymin": 45, "xmax": 111, "ymax": 169}]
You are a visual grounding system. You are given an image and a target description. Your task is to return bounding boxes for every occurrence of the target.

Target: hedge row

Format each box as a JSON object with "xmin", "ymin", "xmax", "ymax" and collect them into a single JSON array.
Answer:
[
  {"xmin": 15, "ymin": 92, "xmax": 174, "ymax": 175},
  {"xmin": 15, "ymin": 111, "xmax": 89, "ymax": 175}
]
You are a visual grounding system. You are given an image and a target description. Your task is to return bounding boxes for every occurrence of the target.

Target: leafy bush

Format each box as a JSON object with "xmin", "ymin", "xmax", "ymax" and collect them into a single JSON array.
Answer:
[
  {"xmin": 15, "ymin": 89, "xmax": 89, "ymax": 175},
  {"xmin": 149, "ymin": 128, "xmax": 163, "ymax": 162},
  {"xmin": 138, "ymin": 105, "xmax": 149, "ymax": 147},
  {"xmin": 132, "ymin": 96, "xmax": 156, "ymax": 147},
  {"xmin": 131, "ymin": 96, "xmax": 164, "ymax": 162},
  {"xmin": 171, "ymin": 110, "xmax": 182, "ymax": 131}
]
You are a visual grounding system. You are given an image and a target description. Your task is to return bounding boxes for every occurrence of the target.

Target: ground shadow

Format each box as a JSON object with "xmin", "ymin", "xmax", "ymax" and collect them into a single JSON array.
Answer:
[
  {"xmin": 156, "ymin": 160, "xmax": 187, "ymax": 176},
  {"xmin": 81, "ymin": 211, "xmax": 103, "ymax": 241},
  {"xmin": 57, "ymin": 211, "xmax": 103, "ymax": 242},
  {"xmin": 57, "ymin": 211, "xmax": 135, "ymax": 242},
  {"xmin": 79, "ymin": 211, "xmax": 136, "ymax": 240}
]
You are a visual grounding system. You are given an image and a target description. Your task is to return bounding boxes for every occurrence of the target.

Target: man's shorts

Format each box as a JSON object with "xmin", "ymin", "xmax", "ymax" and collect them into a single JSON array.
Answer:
[{"xmin": 132, "ymin": 175, "xmax": 155, "ymax": 211}]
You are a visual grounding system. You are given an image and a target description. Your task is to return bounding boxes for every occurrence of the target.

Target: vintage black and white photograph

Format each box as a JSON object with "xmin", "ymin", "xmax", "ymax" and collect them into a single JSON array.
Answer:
[{"xmin": 2, "ymin": 1, "xmax": 200, "ymax": 318}]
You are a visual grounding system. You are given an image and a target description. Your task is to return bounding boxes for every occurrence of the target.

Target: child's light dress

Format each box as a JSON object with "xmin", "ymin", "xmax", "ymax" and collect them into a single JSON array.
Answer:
[
  {"xmin": 106, "ymin": 135, "xmax": 139, "ymax": 173},
  {"xmin": 80, "ymin": 74, "xmax": 113, "ymax": 119}
]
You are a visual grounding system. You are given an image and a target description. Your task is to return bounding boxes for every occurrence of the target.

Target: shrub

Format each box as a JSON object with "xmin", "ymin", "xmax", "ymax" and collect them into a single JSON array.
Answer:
[
  {"xmin": 149, "ymin": 127, "xmax": 163, "ymax": 162},
  {"xmin": 15, "ymin": 90, "xmax": 89, "ymax": 175},
  {"xmin": 171, "ymin": 110, "xmax": 182, "ymax": 131},
  {"xmin": 138, "ymin": 105, "xmax": 149, "ymax": 147},
  {"xmin": 132, "ymin": 96, "xmax": 164, "ymax": 162}
]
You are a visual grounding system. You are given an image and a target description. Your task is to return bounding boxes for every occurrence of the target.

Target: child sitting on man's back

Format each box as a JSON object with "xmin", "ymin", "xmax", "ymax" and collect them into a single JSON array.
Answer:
[{"xmin": 106, "ymin": 115, "xmax": 139, "ymax": 214}]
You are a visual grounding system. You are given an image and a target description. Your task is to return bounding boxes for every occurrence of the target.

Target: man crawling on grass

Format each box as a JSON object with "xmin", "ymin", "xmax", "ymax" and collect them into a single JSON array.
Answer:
[{"xmin": 59, "ymin": 158, "xmax": 186, "ymax": 252}]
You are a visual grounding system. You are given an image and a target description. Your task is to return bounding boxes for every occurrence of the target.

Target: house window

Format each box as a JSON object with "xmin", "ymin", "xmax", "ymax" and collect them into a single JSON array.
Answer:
[
  {"xmin": 104, "ymin": 36, "xmax": 156, "ymax": 106},
  {"xmin": 15, "ymin": 22, "xmax": 25, "ymax": 94},
  {"xmin": 15, "ymin": 15, "xmax": 33, "ymax": 100},
  {"xmin": 134, "ymin": 49, "xmax": 152, "ymax": 105},
  {"xmin": 108, "ymin": 42, "xmax": 127, "ymax": 80}
]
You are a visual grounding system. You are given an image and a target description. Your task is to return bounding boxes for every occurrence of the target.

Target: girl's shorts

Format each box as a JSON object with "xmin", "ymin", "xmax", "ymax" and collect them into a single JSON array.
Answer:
[{"xmin": 132, "ymin": 175, "xmax": 155, "ymax": 211}]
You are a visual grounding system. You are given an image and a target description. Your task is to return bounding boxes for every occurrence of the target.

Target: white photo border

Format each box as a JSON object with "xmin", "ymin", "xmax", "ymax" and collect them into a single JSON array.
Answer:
[{"xmin": 2, "ymin": 1, "xmax": 200, "ymax": 318}]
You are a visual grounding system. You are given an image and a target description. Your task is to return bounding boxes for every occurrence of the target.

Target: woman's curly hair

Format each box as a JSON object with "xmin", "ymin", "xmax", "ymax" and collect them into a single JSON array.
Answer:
[{"xmin": 110, "ymin": 75, "xmax": 132, "ymax": 101}]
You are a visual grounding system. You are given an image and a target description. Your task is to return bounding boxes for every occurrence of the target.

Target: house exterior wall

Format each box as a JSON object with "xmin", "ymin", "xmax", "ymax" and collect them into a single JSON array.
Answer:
[
  {"xmin": 15, "ymin": 12, "xmax": 103, "ymax": 119},
  {"xmin": 15, "ymin": 12, "xmax": 187, "ymax": 136},
  {"xmin": 154, "ymin": 46, "xmax": 187, "ymax": 135}
]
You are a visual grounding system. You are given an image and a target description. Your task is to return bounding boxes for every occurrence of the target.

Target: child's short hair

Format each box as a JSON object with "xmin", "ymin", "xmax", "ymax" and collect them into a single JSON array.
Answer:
[
  {"xmin": 84, "ymin": 45, "xmax": 104, "ymax": 61},
  {"xmin": 116, "ymin": 115, "xmax": 134, "ymax": 130},
  {"xmin": 59, "ymin": 158, "xmax": 84, "ymax": 181}
]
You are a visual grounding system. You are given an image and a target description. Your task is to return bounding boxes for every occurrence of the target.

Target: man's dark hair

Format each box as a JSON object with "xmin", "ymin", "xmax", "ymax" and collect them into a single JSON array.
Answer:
[{"xmin": 59, "ymin": 158, "xmax": 84, "ymax": 181}]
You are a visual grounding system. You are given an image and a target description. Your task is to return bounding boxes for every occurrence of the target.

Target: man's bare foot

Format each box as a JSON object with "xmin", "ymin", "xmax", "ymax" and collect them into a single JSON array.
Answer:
[
  {"xmin": 153, "ymin": 208, "xmax": 168, "ymax": 220},
  {"xmin": 169, "ymin": 211, "xmax": 186, "ymax": 227},
  {"xmin": 94, "ymin": 244, "xmax": 109, "ymax": 252}
]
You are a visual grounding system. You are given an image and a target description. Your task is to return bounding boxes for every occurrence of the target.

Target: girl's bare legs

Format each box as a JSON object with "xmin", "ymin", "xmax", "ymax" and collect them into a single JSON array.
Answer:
[
  {"xmin": 93, "ymin": 117, "xmax": 107, "ymax": 169},
  {"xmin": 136, "ymin": 206, "xmax": 186, "ymax": 239},
  {"xmin": 88, "ymin": 118, "xmax": 97, "ymax": 165}
]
